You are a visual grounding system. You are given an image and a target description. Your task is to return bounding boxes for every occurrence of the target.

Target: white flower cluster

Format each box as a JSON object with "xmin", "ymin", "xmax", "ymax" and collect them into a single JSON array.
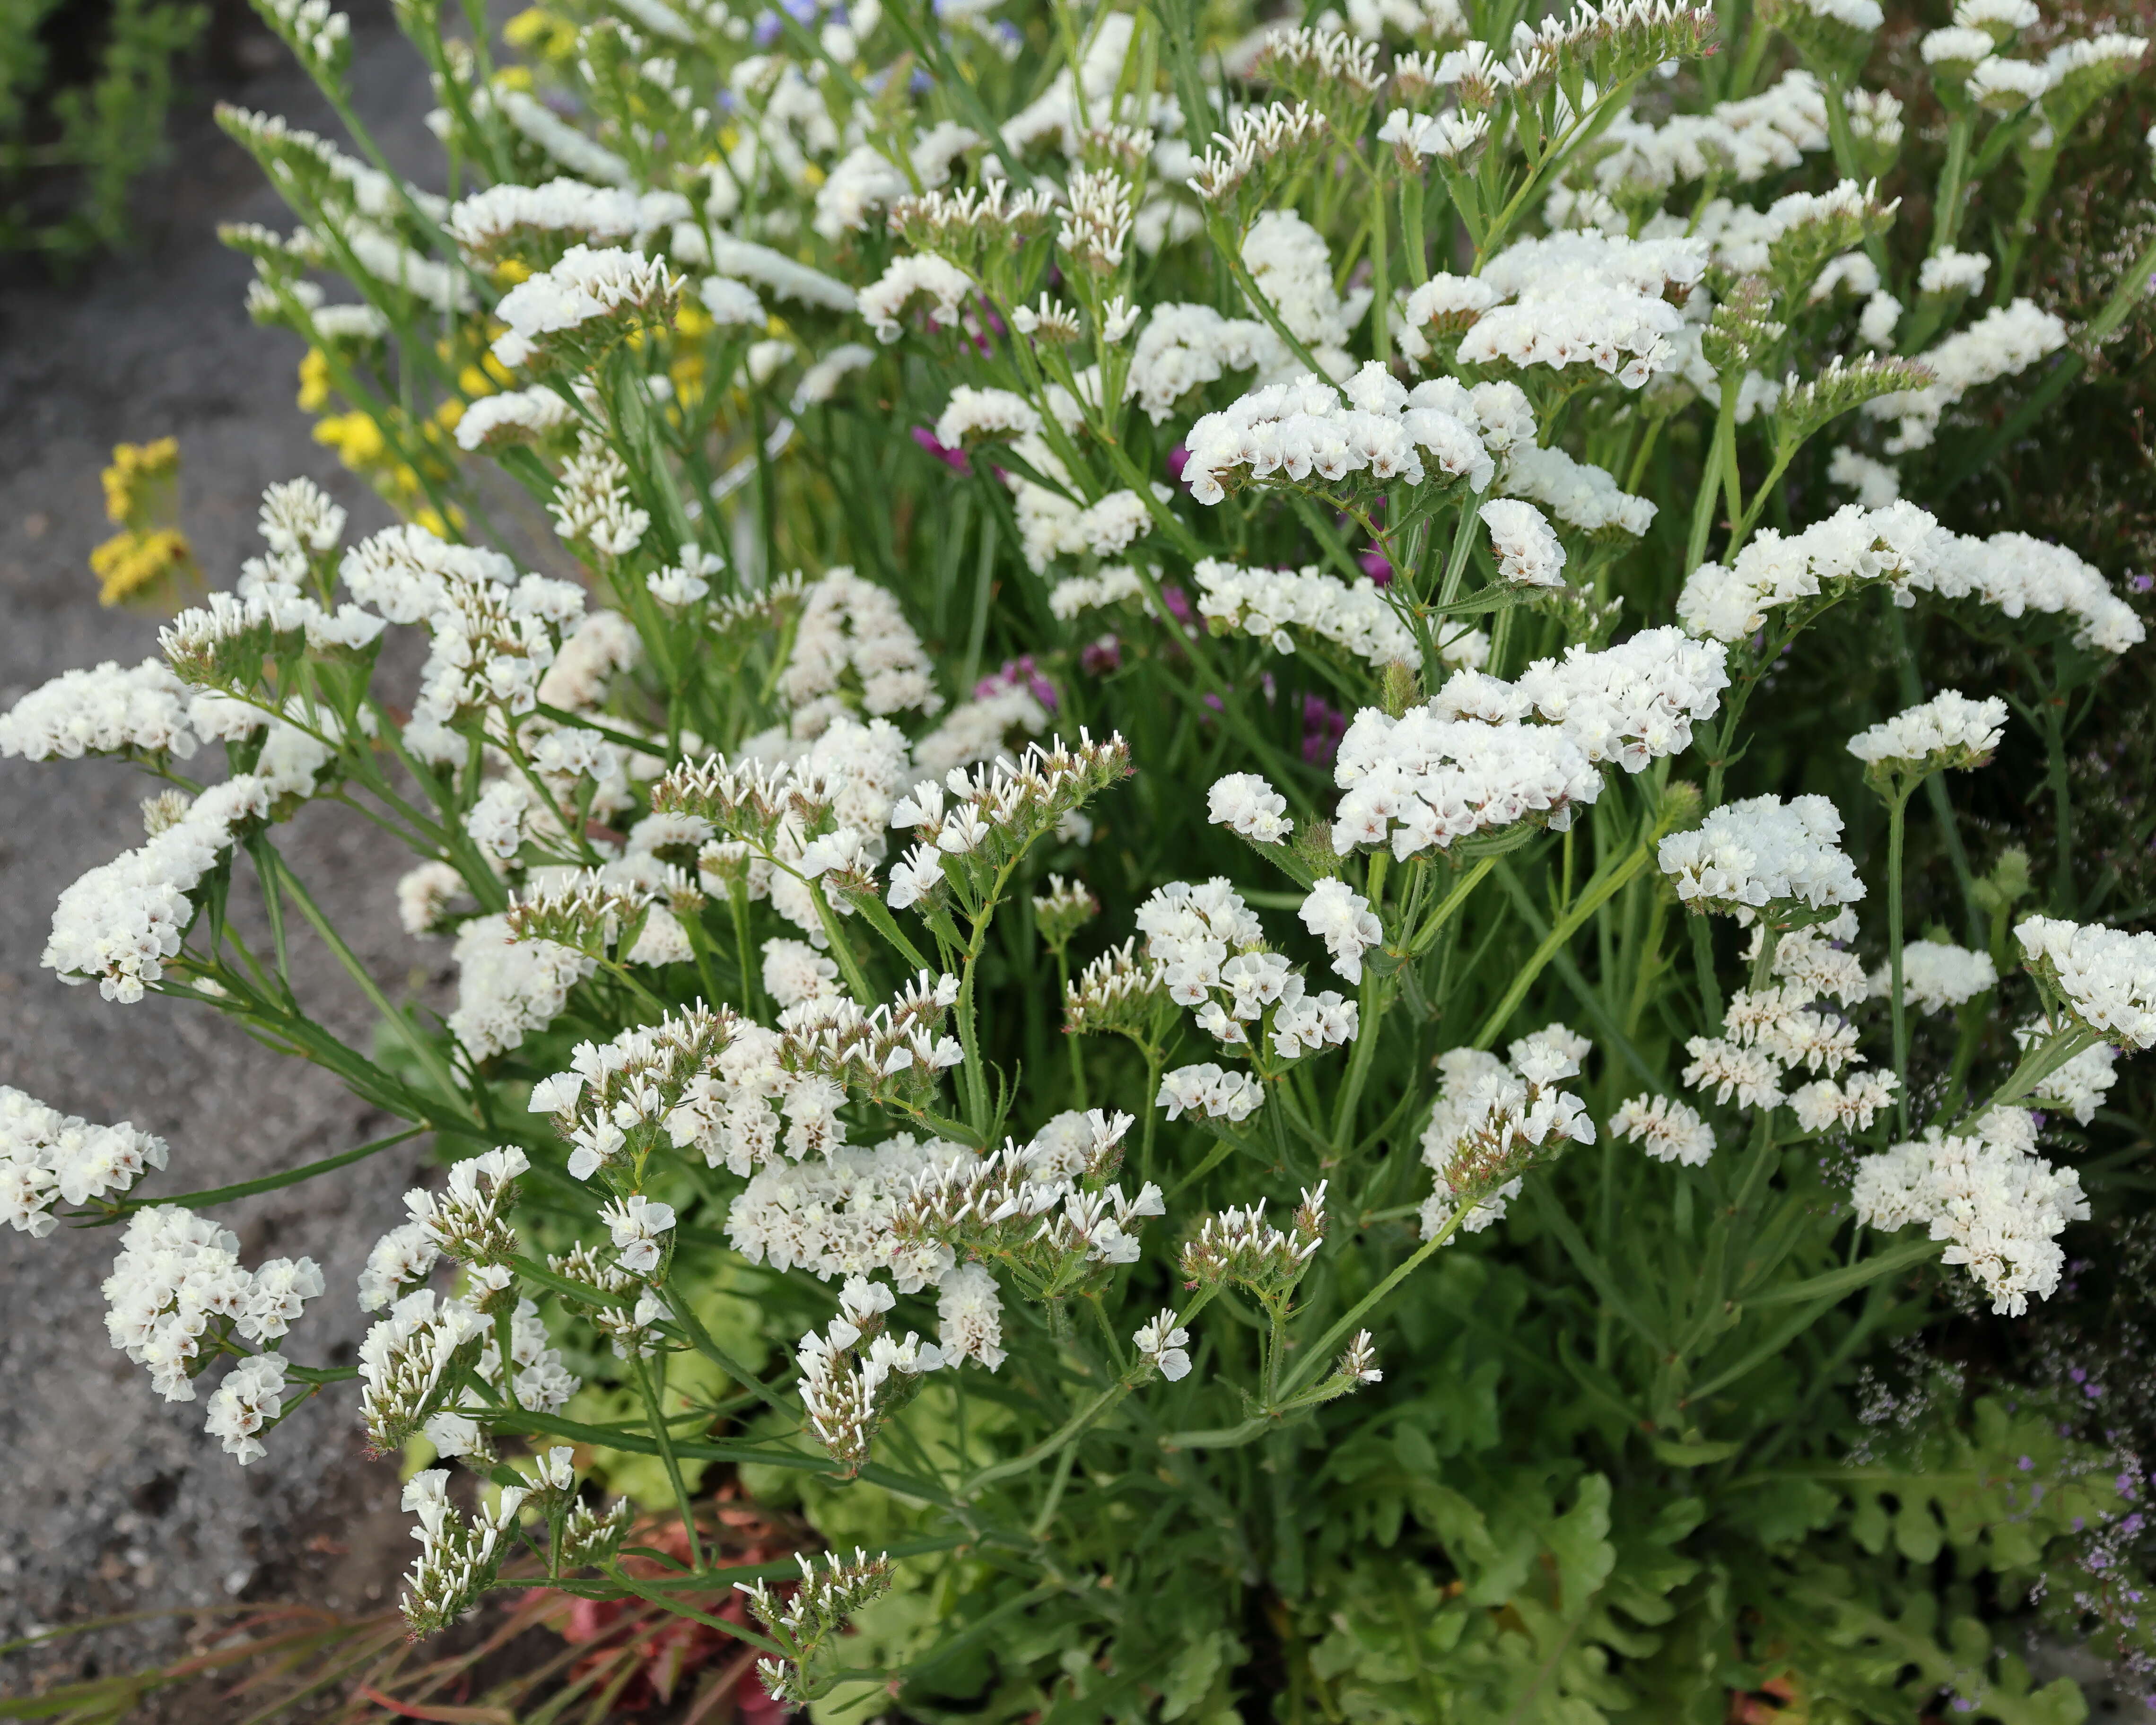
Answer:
[
  {"xmin": 777, "ymin": 566, "xmax": 943, "ymax": 729},
  {"xmin": 1658, "ymin": 793, "xmax": 1864, "ymax": 919},
  {"xmin": 1478, "ymin": 498, "xmax": 1568, "ymax": 588},
  {"xmin": 1904, "ymin": 527, "xmax": 2145, "ymax": 657},
  {"xmin": 1853, "ymin": 1113, "xmax": 2088, "ymax": 1314},
  {"xmin": 1126, "ymin": 303, "xmax": 1285, "ymax": 422},
  {"xmin": 1677, "ymin": 909, "xmax": 1900, "ymax": 1130},
  {"xmin": 1500, "ymin": 441, "xmax": 1657, "ymax": 538},
  {"xmin": 1157, "ymin": 1063, "xmax": 1268, "ymax": 1122},
  {"xmin": 103, "ymin": 1206, "xmax": 322, "ymax": 1422},
  {"xmin": 1419, "ymin": 1027, "xmax": 1596, "ymax": 1239},
  {"xmin": 795, "ymin": 1276, "xmax": 948, "ymax": 1466},
  {"xmin": 1428, "ymin": 232, "xmax": 1708, "ymax": 388},
  {"xmin": 1300, "ymin": 878, "xmax": 1385, "ymax": 984},
  {"xmin": 1207, "ymin": 772, "xmax": 1293, "ymax": 845},
  {"xmin": 1131, "ymin": 1308, "xmax": 1193, "ymax": 1380},
  {"xmin": 446, "ymin": 175, "xmax": 688, "ymax": 258},
  {"xmin": 1181, "ymin": 363, "xmax": 1495, "ymax": 507},
  {"xmin": 1873, "ymin": 940, "xmax": 1998, "ymax": 1013},
  {"xmin": 0, "ymin": 659, "xmax": 200, "ymax": 762},
  {"xmin": 1610, "ymin": 1093, "xmax": 1715, "ymax": 1166},
  {"xmin": 0, "ymin": 1085, "xmax": 168, "ymax": 1236},
  {"xmin": 490, "ymin": 244, "xmax": 687, "ymax": 370},
  {"xmin": 1677, "ymin": 500, "xmax": 1940, "ymax": 642},
  {"xmin": 44, "ymin": 776, "xmax": 271, "ymax": 1002},
  {"xmin": 1511, "ymin": 626, "xmax": 1730, "ymax": 772},
  {"xmin": 1866, "ymin": 300, "xmax": 2067, "ymax": 452},
  {"xmin": 1135, "ymin": 878, "xmax": 1358, "ymax": 1056},
  {"xmin": 1593, "ymin": 71, "xmax": 1828, "ymax": 198},
  {"xmin": 2016, "ymin": 915, "xmax": 2156, "ymax": 1050},
  {"xmin": 725, "ymin": 1133, "xmax": 956, "ymax": 1291},
  {"xmin": 1846, "ymin": 689, "xmax": 2007, "ymax": 774},
  {"xmin": 1191, "ymin": 557, "xmax": 1417, "ymax": 668},
  {"xmin": 1328, "ymin": 695, "xmax": 1601, "ymax": 859},
  {"xmin": 399, "ymin": 1467, "xmax": 527, "ymax": 1633},
  {"xmin": 446, "ymin": 912, "xmax": 599, "ymax": 1059}
]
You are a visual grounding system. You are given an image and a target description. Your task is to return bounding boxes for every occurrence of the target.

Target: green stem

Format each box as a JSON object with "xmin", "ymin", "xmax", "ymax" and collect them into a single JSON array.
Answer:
[
  {"xmin": 1471, "ymin": 841, "xmax": 1653, "ymax": 1050},
  {"xmin": 1886, "ymin": 786, "xmax": 1912, "ymax": 1134}
]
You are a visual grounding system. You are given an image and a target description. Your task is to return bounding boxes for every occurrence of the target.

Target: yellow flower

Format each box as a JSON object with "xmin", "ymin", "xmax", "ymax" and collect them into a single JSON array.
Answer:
[
  {"xmin": 100, "ymin": 438, "xmax": 180, "ymax": 524},
  {"xmin": 298, "ymin": 348, "xmax": 334, "ymax": 412},
  {"xmin": 503, "ymin": 7, "xmax": 576, "ymax": 60},
  {"xmin": 495, "ymin": 64, "xmax": 536, "ymax": 91},
  {"xmin": 315, "ymin": 410, "xmax": 388, "ymax": 469},
  {"xmin": 676, "ymin": 300, "xmax": 713, "ymax": 340},
  {"xmin": 434, "ymin": 398, "xmax": 467, "ymax": 431},
  {"xmin": 495, "ymin": 258, "xmax": 532, "ymax": 286},
  {"xmin": 90, "ymin": 527, "xmax": 195, "ymax": 608}
]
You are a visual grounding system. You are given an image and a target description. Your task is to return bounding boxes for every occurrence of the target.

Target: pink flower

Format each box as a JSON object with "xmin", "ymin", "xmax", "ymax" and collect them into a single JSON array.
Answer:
[{"xmin": 911, "ymin": 426, "xmax": 970, "ymax": 473}]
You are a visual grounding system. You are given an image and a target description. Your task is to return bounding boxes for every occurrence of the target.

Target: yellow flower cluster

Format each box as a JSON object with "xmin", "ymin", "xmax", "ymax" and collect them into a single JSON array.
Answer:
[{"xmin": 90, "ymin": 439, "xmax": 199, "ymax": 608}]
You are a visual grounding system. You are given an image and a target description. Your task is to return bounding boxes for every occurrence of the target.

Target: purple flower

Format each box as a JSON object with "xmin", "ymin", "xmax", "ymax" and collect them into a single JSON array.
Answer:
[
  {"xmin": 1166, "ymin": 444, "xmax": 1191, "ymax": 484},
  {"xmin": 1161, "ymin": 584, "xmax": 1195, "ymax": 627},
  {"xmin": 2131, "ymin": 572, "xmax": 2153, "ymax": 593},
  {"xmin": 1081, "ymin": 634, "xmax": 1122, "ymax": 676},
  {"xmin": 2020, "ymin": 1455, "xmax": 2036, "ymax": 1471},
  {"xmin": 1359, "ymin": 548, "xmax": 1393, "ymax": 585},
  {"xmin": 911, "ymin": 427, "xmax": 971, "ymax": 474},
  {"xmin": 976, "ymin": 654, "xmax": 1058, "ymax": 712},
  {"xmin": 1302, "ymin": 694, "xmax": 1346, "ymax": 767}
]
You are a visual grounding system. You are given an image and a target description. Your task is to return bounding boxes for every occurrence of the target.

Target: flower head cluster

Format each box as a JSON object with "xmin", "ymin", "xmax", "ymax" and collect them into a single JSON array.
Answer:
[
  {"xmin": 0, "ymin": 659, "xmax": 200, "ymax": 763},
  {"xmin": 739, "ymin": 1547, "xmax": 898, "ymax": 1706},
  {"xmin": 1846, "ymin": 689, "xmax": 2007, "ymax": 780},
  {"xmin": 1181, "ymin": 1182, "xmax": 1328, "ymax": 1298},
  {"xmin": 399, "ymin": 1469, "xmax": 527, "ymax": 1635},
  {"xmin": 103, "ymin": 1206, "xmax": 322, "ymax": 1414},
  {"xmin": 1658, "ymin": 793, "xmax": 1864, "ymax": 920},
  {"xmin": 1192, "ymin": 557, "xmax": 1417, "ymax": 668},
  {"xmin": 0, "ymin": 1085, "xmax": 168, "ymax": 1235},
  {"xmin": 1436, "ymin": 232, "xmax": 1707, "ymax": 388},
  {"xmin": 1182, "ymin": 362, "xmax": 1496, "ymax": 508},
  {"xmin": 1610, "ymin": 1093, "xmax": 1715, "ymax": 1165},
  {"xmin": 1678, "ymin": 500, "xmax": 1942, "ymax": 641},
  {"xmin": 403, "ymin": 1147, "xmax": 529, "ymax": 1267},
  {"xmin": 2016, "ymin": 915, "xmax": 2156, "ymax": 1050},
  {"xmin": 1874, "ymin": 940, "xmax": 1998, "ymax": 1013},
  {"xmin": 1853, "ymin": 1115, "xmax": 2088, "ymax": 1314},
  {"xmin": 1419, "ymin": 1028, "xmax": 1595, "ymax": 1239},
  {"xmin": 491, "ymin": 244, "xmax": 685, "ymax": 370},
  {"xmin": 795, "ymin": 1277, "xmax": 947, "ymax": 1468}
]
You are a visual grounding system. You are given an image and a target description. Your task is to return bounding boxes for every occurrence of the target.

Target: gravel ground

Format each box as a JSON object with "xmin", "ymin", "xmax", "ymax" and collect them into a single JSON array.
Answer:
[{"xmin": 0, "ymin": 3, "xmax": 456, "ymax": 1699}]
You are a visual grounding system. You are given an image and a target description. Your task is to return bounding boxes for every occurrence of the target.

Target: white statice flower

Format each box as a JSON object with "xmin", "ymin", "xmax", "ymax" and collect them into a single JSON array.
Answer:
[
  {"xmin": 454, "ymin": 384, "xmax": 574, "ymax": 452},
  {"xmin": 1852, "ymin": 1126, "xmax": 2087, "ymax": 1315},
  {"xmin": 1865, "ymin": 300, "xmax": 2068, "ymax": 452},
  {"xmin": 1299, "ymin": 878, "xmax": 1383, "ymax": 984},
  {"xmin": 1921, "ymin": 24, "xmax": 1996, "ymax": 67},
  {"xmin": 0, "ymin": 1085, "xmax": 169, "ymax": 1235},
  {"xmin": 1448, "ymin": 231, "xmax": 1705, "ymax": 388},
  {"xmin": 2020, "ymin": 1029, "xmax": 2118, "ymax": 1124},
  {"xmin": 1846, "ymin": 690, "xmax": 2007, "ymax": 775},
  {"xmin": 2015, "ymin": 916, "xmax": 2156, "ymax": 1049},
  {"xmin": 935, "ymin": 1263, "xmax": 1005, "ymax": 1368},
  {"xmin": 359, "ymin": 1219, "xmax": 442, "ymax": 1313},
  {"xmin": 1133, "ymin": 1308, "xmax": 1193, "ymax": 1381},
  {"xmin": 490, "ymin": 245, "xmax": 681, "ymax": 370},
  {"xmin": 774, "ymin": 567, "xmax": 942, "ymax": 730},
  {"xmin": 858, "ymin": 253, "xmax": 974, "ymax": 343},
  {"xmin": 1156, "ymin": 1062, "xmax": 1267, "ymax": 1122},
  {"xmin": 493, "ymin": 87, "xmax": 632, "ymax": 185},
  {"xmin": 1240, "ymin": 209, "xmax": 1368, "ymax": 367},
  {"xmin": 447, "ymin": 913, "xmax": 596, "ymax": 1059},
  {"xmin": 202, "ymin": 1354, "xmax": 289, "ymax": 1464},
  {"xmin": 1192, "ymin": 558, "xmax": 1417, "ymax": 669},
  {"xmin": 1207, "ymin": 772, "xmax": 1292, "ymax": 844},
  {"xmin": 1329, "ymin": 696, "xmax": 1602, "ymax": 860},
  {"xmin": 103, "ymin": 1206, "xmax": 323, "ymax": 1403},
  {"xmin": 1827, "ymin": 446, "xmax": 1901, "ymax": 508},
  {"xmin": 550, "ymin": 436, "xmax": 650, "ymax": 558},
  {"xmin": 0, "ymin": 659, "xmax": 200, "ymax": 762},
  {"xmin": 1048, "ymin": 564, "xmax": 1146, "ymax": 621},
  {"xmin": 1682, "ymin": 1036, "xmax": 1788, "ymax": 1110},
  {"xmin": 599, "ymin": 1194, "xmax": 677, "ymax": 1274},
  {"xmin": 1500, "ymin": 441, "xmax": 1657, "ymax": 537},
  {"xmin": 726, "ymin": 1134, "xmax": 956, "ymax": 1292},
  {"xmin": 1677, "ymin": 499, "xmax": 1941, "ymax": 641},
  {"xmin": 1126, "ymin": 302, "xmax": 1284, "ymax": 421},
  {"xmin": 1478, "ymin": 498, "xmax": 1567, "ymax": 587},
  {"xmin": 1512, "ymin": 627, "xmax": 1729, "ymax": 772},
  {"xmin": 1904, "ymin": 527, "xmax": 2144, "ymax": 656},
  {"xmin": 1918, "ymin": 250, "xmax": 1991, "ymax": 296},
  {"xmin": 1610, "ymin": 1093, "xmax": 1715, "ymax": 1165},
  {"xmin": 1789, "ymin": 1069, "xmax": 1900, "ymax": 1132},
  {"xmin": 1420, "ymin": 1028, "xmax": 1595, "ymax": 1239},
  {"xmin": 1181, "ymin": 366, "xmax": 1493, "ymax": 506},
  {"xmin": 396, "ymin": 861, "xmax": 469, "ymax": 938},
  {"xmin": 44, "ymin": 776, "xmax": 271, "ymax": 1002},
  {"xmin": 1872, "ymin": 940, "xmax": 1998, "ymax": 1012},
  {"xmin": 445, "ymin": 176, "xmax": 687, "ymax": 259},
  {"xmin": 1658, "ymin": 793, "xmax": 1864, "ymax": 919}
]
